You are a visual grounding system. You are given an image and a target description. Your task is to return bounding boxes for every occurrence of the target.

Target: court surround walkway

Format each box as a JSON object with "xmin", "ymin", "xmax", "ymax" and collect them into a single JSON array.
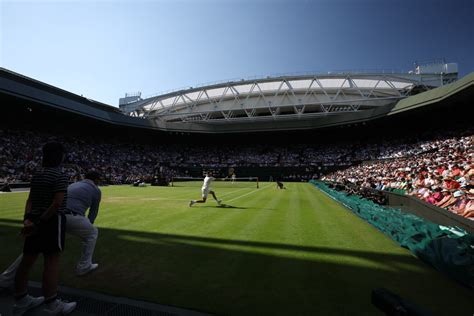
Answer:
[{"xmin": 0, "ymin": 282, "xmax": 211, "ymax": 316}]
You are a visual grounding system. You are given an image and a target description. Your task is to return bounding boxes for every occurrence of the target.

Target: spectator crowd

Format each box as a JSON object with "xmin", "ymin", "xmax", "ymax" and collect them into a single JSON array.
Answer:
[
  {"xmin": 0, "ymin": 129, "xmax": 375, "ymax": 184},
  {"xmin": 1, "ymin": 128, "xmax": 473, "ymax": 219},
  {"xmin": 322, "ymin": 133, "xmax": 474, "ymax": 220}
]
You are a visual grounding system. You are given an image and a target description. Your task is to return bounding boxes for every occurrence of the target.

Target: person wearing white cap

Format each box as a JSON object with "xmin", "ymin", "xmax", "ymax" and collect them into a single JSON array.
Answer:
[
  {"xmin": 453, "ymin": 190, "xmax": 464, "ymax": 198},
  {"xmin": 450, "ymin": 191, "xmax": 467, "ymax": 215}
]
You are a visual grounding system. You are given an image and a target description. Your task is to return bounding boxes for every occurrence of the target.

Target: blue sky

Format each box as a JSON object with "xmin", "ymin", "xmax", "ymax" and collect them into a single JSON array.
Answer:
[{"xmin": 1, "ymin": 0, "xmax": 473, "ymax": 106}]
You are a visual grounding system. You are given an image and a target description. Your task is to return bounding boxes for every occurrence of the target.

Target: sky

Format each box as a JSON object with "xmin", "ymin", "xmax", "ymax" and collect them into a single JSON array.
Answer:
[{"xmin": 1, "ymin": 0, "xmax": 473, "ymax": 106}]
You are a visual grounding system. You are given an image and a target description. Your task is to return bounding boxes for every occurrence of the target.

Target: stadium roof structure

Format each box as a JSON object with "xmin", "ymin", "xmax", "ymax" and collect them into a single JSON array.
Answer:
[
  {"xmin": 119, "ymin": 64, "xmax": 458, "ymax": 132},
  {"xmin": 1, "ymin": 64, "xmax": 472, "ymax": 134}
]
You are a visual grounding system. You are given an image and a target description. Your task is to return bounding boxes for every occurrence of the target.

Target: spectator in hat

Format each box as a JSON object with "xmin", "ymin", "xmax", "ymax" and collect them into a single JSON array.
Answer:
[{"xmin": 449, "ymin": 191, "xmax": 468, "ymax": 215}]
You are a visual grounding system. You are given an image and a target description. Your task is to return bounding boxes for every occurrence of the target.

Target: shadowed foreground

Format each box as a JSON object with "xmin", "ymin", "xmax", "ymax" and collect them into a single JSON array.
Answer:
[{"xmin": 0, "ymin": 184, "xmax": 472, "ymax": 315}]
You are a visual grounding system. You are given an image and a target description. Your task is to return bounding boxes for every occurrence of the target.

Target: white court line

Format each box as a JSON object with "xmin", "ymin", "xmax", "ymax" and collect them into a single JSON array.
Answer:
[
  {"xmin": 219, "ymin": 186, "xmax": 251, "ymax": 198},
  {"xmin": 169, "ymin": 184, "xmax": 249, "ymax": 199},
  {"xmin": 0, "ymin": 191, "xmax": 29, "ymax": 194},
  {"xmin": 138, "ymin": 198, "xmax": 191, "ymax": 201},
  {"xmin": 144, "ymin": 185, "xmax": 270, "ymax": 203},
  {"xmin": 103, "ymin": 184, "xmax": 266, "ymax": 204},
  {"xmin": 112, "ymin": 187, "xmax": 255, "ymax": 203},
  {"xmin": 225, "ymin": 183, "xmax": 272, "ymax": 203}
]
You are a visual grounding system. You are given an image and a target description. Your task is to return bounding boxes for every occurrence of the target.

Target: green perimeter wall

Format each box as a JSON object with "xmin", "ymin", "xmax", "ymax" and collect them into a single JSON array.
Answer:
[{"xmin": 310, "ymin": 180, "xmax": 474, "ymax": 289}]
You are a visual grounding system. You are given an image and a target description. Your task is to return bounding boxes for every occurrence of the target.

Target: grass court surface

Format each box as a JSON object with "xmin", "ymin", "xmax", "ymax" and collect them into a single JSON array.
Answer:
[{"xmin": 0, "ymin": 182, "xmax": 472, "ymax": 315}]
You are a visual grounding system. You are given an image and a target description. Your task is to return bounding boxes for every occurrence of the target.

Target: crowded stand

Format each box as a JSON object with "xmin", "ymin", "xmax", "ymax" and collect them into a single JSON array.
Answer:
[
  {"xmin": 1, "ymin": 127, "xmax": 473, "ymax": 219},
  {"xmin": 0, "ymin": 129, "xmax": 362, "ymax": 184},
  {"xmin": 322, "ymin": 132, "xmax": 474, "ymax": 220}
]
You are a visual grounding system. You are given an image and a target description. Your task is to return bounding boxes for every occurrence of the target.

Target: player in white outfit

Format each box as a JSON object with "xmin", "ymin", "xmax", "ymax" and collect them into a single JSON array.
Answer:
[{"xmin": 189, "ymin": 172, "xmax": 222, "ymax": 206}]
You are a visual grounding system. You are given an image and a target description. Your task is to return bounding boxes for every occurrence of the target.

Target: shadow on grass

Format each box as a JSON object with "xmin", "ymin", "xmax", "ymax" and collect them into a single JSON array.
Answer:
[
  {"xmin": 0, "ymin": 218, "xmax": 472, "ymax": 316},
  {"xmin": 200, "ymin": 204, "xmax": 248, "ymax": 210},
  {"xmin": 201, "ymin": 204, "xmax": 274, "ymax": 211}
]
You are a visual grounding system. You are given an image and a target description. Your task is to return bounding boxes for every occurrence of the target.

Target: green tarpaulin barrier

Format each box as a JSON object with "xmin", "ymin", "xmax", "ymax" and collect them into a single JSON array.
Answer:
[{"xmin": 310, "ymin": 180, "xmax": 474, "ymax": 288}]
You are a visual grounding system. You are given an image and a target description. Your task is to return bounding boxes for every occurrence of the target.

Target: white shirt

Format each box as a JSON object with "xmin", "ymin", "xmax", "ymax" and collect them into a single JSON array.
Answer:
[
  {"xmin": 66, "ymin": 179, "xmax": 101, "ymax": 224},
  {"xmin": 202, "ymin": 176, "xmax": 214, "ymax": 190}
]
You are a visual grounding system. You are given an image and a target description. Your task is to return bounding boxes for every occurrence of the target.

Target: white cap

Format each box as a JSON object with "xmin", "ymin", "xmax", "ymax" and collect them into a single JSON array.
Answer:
[{"xmin": 453, "ymin": 190, "xmax": 464, "ymax": 198}]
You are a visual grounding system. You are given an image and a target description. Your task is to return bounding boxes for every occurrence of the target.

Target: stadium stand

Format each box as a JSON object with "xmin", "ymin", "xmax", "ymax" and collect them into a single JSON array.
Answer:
[
  {"xmin": 1, "ymin": 127, "xmax": 472, "ymax": 220},
  {"xmin": 322, "ymin": 130, "xmax": 474, "ymax": 219}
]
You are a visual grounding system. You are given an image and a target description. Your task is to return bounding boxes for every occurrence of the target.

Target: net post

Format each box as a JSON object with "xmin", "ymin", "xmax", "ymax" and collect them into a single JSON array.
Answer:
[
  {"xmin": 171, "ymin": 177, "xmax": 174, "ymax": 187},
  {"xmin": 256, "ymin": 177, "xmax": 259, "ymax": 189}
]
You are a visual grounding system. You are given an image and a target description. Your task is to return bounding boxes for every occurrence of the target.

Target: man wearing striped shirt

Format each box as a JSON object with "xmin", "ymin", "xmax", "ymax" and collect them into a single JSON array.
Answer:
[
  {"xmin": 13, "ymin": 142, "xmax": 76, "ymax": 315},
  {"xmin": 1, "ymin": 172, "xmax": 102, "ymax": 305}
]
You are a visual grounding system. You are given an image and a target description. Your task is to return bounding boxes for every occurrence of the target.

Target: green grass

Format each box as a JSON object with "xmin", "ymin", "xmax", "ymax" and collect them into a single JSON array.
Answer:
[{"xmin": 0, "ymin": 183, "xmax": 472, "ymax": 315}]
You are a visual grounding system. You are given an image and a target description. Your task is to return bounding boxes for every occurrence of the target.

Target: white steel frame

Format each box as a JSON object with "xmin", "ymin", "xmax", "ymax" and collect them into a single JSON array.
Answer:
[{"xmin": 124, "ymin": 73, "xmax": 454, "ymax": 124}]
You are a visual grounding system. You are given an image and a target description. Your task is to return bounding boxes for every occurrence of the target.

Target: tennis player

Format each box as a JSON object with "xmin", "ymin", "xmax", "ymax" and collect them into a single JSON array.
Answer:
[{"xmin": 189, "ymin": 171, "xmax": 222, "ymax": 206}]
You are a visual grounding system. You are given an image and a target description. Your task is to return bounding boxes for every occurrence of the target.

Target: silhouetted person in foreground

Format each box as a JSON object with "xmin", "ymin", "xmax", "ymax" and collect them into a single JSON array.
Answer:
[{"xmin": 13, "ymin": 142, "xmax": 76, "ymax": 315}]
